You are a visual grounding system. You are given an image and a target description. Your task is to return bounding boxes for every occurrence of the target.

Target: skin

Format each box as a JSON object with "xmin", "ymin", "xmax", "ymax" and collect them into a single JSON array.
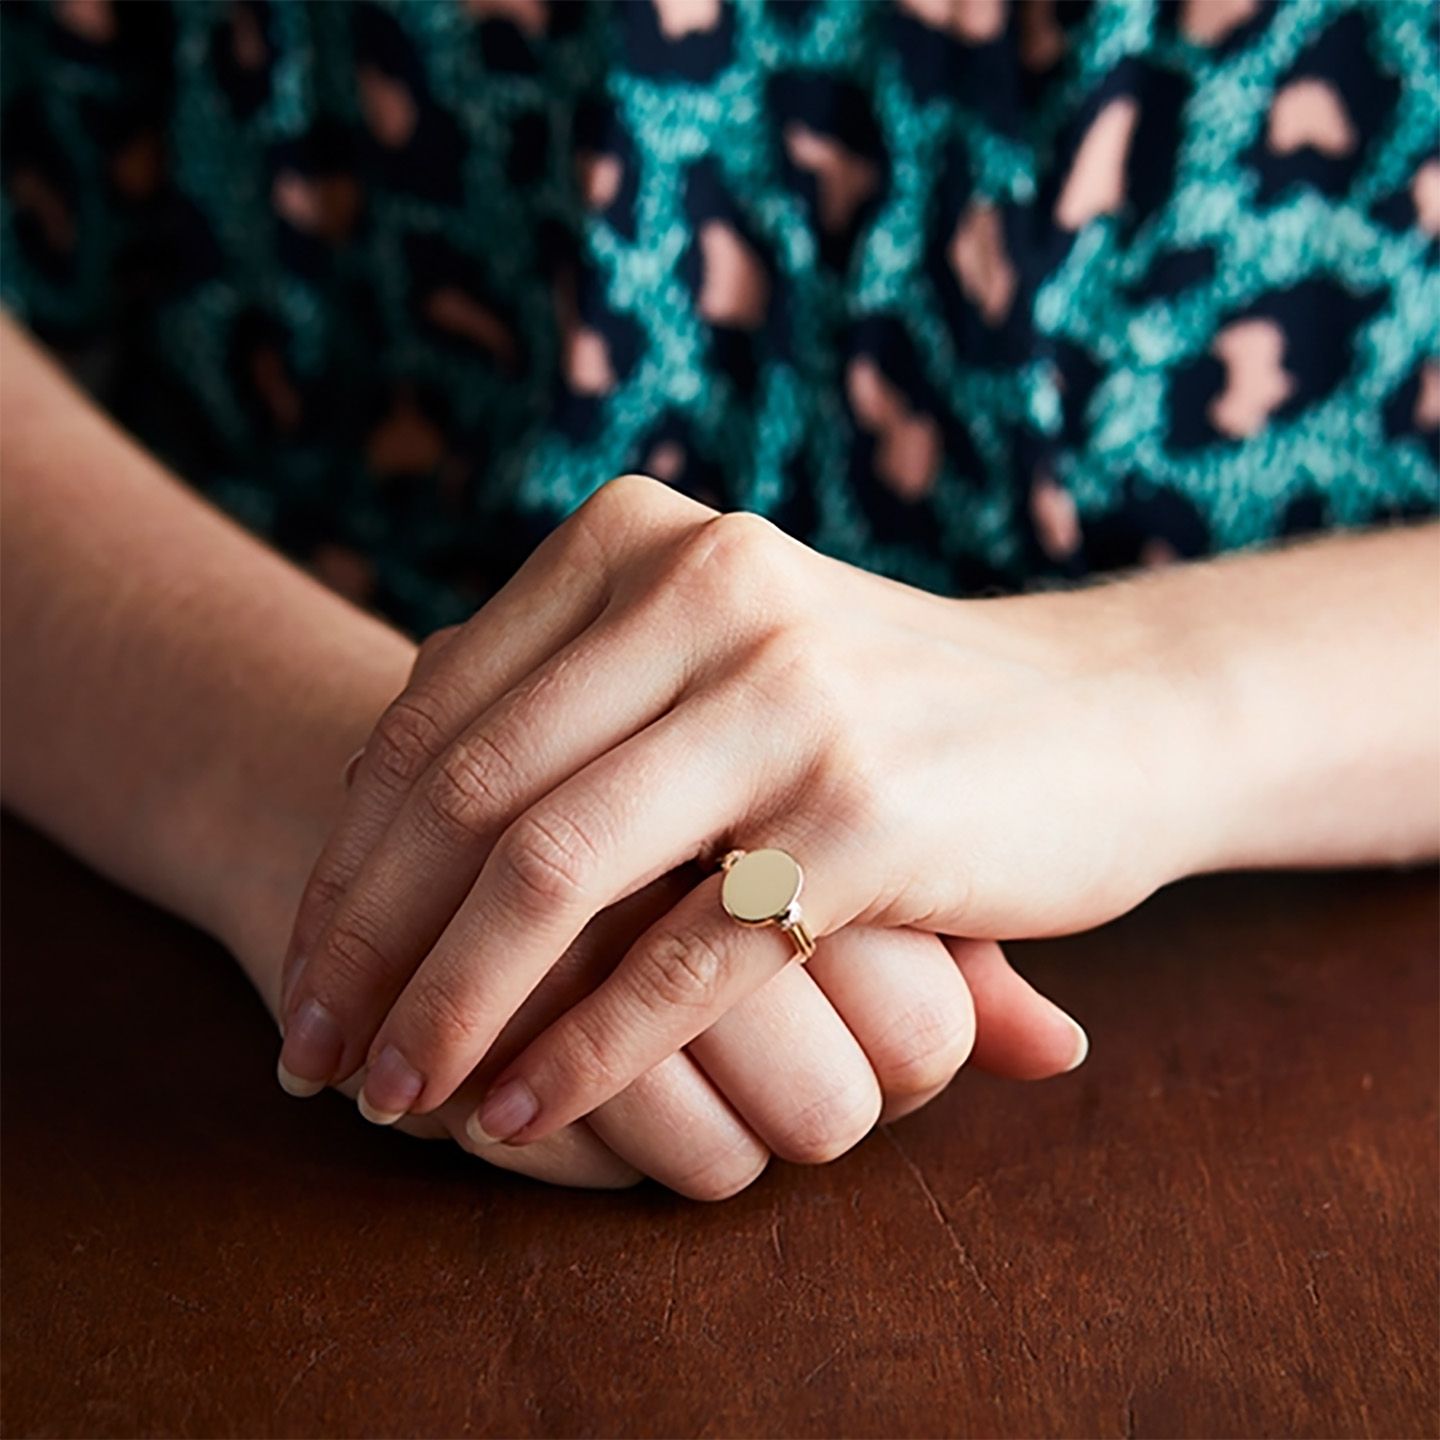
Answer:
[
  {"xmin": 274, "ymin": 476, "xmax": 1439, "ymax": 1148},
  {"xmin": 0, "ymin": 316, "xmax": 1087, "ymax": 1199}
]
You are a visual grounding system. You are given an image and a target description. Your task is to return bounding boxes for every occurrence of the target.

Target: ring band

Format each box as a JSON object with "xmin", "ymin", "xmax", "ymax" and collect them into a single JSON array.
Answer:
[{"xmin": 718, "ymin": 848, "xmax": 816, "ymax": 963}]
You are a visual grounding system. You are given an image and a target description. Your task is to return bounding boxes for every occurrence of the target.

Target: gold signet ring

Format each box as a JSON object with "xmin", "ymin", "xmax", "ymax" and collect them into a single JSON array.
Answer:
[{"xmin": 718, "ymin": 848, "xmax": 816, "ymax": 962}]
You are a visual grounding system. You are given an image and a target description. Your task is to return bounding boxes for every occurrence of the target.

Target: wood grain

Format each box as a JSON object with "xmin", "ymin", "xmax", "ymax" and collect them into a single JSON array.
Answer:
[{"xmin": 2, "ymin": 816, "xmax": 1436, "ymax": 1439}]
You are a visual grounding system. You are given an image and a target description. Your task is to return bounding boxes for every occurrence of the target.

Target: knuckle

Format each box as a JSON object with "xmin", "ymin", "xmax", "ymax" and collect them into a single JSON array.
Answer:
[
  {"xmin": 708, "ymin": 507, "xmax": 782, "ymax": 558},
  {"xmin": 423, "ymin": 730, "xmax": 517, "ymax": 845},
  {"xmin": 592, "ymin": 472, "xmax": 664, "ymax": 516},
  {"xmin": 292, "ymin": 867, "xmax": 351, "ymax": 952},
  {"xmin": 495, "ymin": 809, "xmax": 599, "ymax": 913},
  {"xmin": 553, "ymin": 1007, "xmax": 628, "ymax": 1099},
  {"xmin": 670, "ymin": 1137, "xmax": 770, "ymax": 1202},
  {"xmin": 406, "ymin": 975, "xmax": 486, "ymax": 1053},
  {"xmin": 869, "ymin": 1005, "xmax": 973, "ymax": 1098},
  {"xmin": 570, "ymin": 474, "xmax": 665, "ymax": 553},
  {"xmin": 369, "ymin": 692, "xmax": 452, "ymax": 793},
  {"xmin": 670, "ymin": 509, "xmax": 783, "ymax": 599},
  {"xmin": 770, "ymin": 1074, "xmax": 881, "ymax": 1166},
  {"xmin": 318, "ymin": 914, "xmax": 393, "ymax": 994},
  {"xmin": 633, "ymin": 926, "xmax": 730, "ymax": 1014},
  {"xmin": 302, "ymin": 868, "xmax": 351, "ymax": 917},
  {"xmin": 410, "ymin": 624, "xmax": 461, "ymax": 681}
]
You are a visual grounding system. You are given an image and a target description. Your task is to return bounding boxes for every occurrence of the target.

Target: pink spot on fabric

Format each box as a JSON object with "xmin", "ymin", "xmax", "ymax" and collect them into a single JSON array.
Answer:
[
  {"xmin": 564, "ymin": 327, "xmax": 616, "ymax": 396},
  {"xmin": 462, "ymin": 0, "xmax": 548, "ymax": 36},
  {"xmin": 1415, "ymin": 363, "xmax": 1440, "ymax": 432},
  {"xmin": 897, "ymin": 0, "xmax": 1006, "ymax": 44},
  {"xmin": 578, "ymin": 153, "xmax": 623, "ymax": 211},
  {"xmin": 53, "ymin": 0, "xmax": 116, "ymax": 43},
  {"xmin": 783, "ymin": 124, "xmax": 880, "ymax": 235},
  {"xmin": 1208, "ymin": 319, "xmax": 1296, "ymax": 439},
  {"xmin": 847, "ymin": 358, "xmax": 941, "ymax": 502},
  {"xmin": 948, "ymin": 202, "xmax": 1018, "ymax": 326},
  {"xmin": 653, "ymin": 0, "xmax": 722, "ymax": 40},
  {"xmin": 1267, "ymin": 80, "xmax": 1357, "ymax": 158},
  {"xmin": 1054, "ymin": 97, "xmax": 1139, "ymax": 232},
  {"xmin": 359, "ymin": 67, "xmax": 417, "ymax": 149},
  {"xmin": 1411, "ymin": 161, "xmax": 1440, "ymax": 238},
  {"xmin": 1030, "ymin": 473, "xmax": 1082, "ymax": 559},
  {"xmin": 425, "ymin": 290, "xmax": 519, "ymax": 369},
  {"xmin": 1017, "ymin": 0, "xmax": 1065, "ymax": 71},
  {"xmin": 1179, "ymin": 0, "xmax": 1260, "ymax": 46},
  {"xmin": 698, "ymin": 222, "xmax": 770, "ymax": 331}
]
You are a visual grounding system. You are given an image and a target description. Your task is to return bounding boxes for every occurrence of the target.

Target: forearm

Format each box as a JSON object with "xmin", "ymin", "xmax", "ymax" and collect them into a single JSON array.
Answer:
[
  {"xmin": 0, "ymin": 317, "xmax": 415, "ymax": 998},
  {"xmin": 1049, "ymin": 525, "xmax": 1440, "ymax": 874}
]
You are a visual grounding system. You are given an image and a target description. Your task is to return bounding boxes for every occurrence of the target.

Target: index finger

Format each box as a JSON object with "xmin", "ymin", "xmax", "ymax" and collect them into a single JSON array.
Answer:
[{"xmin": 279, "ymin": 476, "xmax": 706, "ymax": 1028}]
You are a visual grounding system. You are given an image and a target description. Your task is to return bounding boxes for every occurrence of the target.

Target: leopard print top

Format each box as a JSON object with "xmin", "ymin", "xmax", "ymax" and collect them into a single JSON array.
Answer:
[{"xmin": 3, "ymin": 0, "xmax": 1436, "ymax": 632}]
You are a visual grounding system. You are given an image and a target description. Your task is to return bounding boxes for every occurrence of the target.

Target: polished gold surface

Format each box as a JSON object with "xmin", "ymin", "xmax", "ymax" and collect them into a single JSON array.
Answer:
[
  {"xmin": 720, "ymin": 847, "xmax": 804, "ymax": 926},
  {"xmin": 779, "ymin": 915, "xmax": 816, "ymax": 962}
]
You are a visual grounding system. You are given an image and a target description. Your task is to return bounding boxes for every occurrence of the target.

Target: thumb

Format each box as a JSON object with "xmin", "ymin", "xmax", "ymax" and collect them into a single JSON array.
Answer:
[{"xmin": 947, "ymin": 937, "xmax": 1089, "ymax": 1081}]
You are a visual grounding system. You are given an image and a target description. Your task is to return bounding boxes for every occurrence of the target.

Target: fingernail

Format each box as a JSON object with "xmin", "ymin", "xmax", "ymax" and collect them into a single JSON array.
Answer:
[
  {"xmin": 276, "ymin": 1058, "xmax": 325, "ymax": 1098},
  {"xmin": 276, "ymin": 999, "xmax": 343, "ymax": 1097},
  {"xmin": 357, "ymin": 1046, "xmax": 424, "ymax": 1126},
  {"xmin": 468, "ymin": 1079, "xmax": 538, "ymax": 1145},
  {"xmin": 1064, "ymin": 1017, "xmax": 1090, "ymax": 1072}
]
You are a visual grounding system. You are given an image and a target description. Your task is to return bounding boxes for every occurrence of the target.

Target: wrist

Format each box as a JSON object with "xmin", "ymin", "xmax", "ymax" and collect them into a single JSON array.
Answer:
[
  {"xmin": 193, "ymin": 632, "xmax": 416, "ymax": 1014},
  {"xmin": 975, "ymin": 578, "xmax": 1228, "ymax": 888},
  {"xmin": 1056, "ymin": 571, "xmax": 1256, "ymax": 881}
]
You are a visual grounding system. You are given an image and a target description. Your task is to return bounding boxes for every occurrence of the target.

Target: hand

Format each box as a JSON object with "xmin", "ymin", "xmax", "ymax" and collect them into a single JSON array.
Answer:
[
  {"xmin": 280, "ymin": 476, "xmax": 1140, "ymax": 1142},
  {"xmin": 329, "ymin": 905, "xmax": 1088, "ymax": 1198},
  {"xmin": 273, "ymin": 813, "xmax": 1088, "ymax": 1201},
  {"xmin": 232, "ymin": 622, "xmax": 1088, "ymax": 1199}
]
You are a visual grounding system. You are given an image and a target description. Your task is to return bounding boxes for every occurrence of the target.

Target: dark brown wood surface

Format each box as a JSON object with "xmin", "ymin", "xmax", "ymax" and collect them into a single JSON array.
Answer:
[{"xmin": 3, "ymin": 815, "xmax": 1437, "ymax": 1440}]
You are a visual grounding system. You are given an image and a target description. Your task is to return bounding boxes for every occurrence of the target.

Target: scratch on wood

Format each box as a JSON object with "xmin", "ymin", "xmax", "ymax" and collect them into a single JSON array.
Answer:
[
  {"xmin": 802, "ymin": 1347, "xmax": 842, "ymax": 1385},
  {"xmin": 275, "ymin": 1339, "xmax": 337, "ymax": 1414},
  {"xmin": 661, "ymin": 1236, "xmax": 682, "ymax": 1333},
  {"xmin": 770, "ymin": 1212, "xmax": 784, "ymax": 1267},
  {"xmin": 880, "ymin": 1125, "xmax": 1039, "ymax": 1365}
]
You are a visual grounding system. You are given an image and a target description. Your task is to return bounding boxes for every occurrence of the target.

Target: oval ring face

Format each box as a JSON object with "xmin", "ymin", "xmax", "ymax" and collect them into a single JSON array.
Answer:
[{"xmin": 721, "ymin": 848, "xmax": 803, "ymax": 925}]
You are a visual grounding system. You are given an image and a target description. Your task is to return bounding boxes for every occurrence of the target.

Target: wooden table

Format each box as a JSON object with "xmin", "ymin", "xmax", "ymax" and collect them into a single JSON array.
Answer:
[{"xmin": 3, "ymin": 816, "xmax": 1436, "ymax": 1439}]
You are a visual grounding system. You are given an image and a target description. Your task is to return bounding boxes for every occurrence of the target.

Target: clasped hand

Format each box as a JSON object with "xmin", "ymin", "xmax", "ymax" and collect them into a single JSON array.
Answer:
[{"xmin": 278, "ymin": 476, "xmax": 1190, "ymax": 1173}]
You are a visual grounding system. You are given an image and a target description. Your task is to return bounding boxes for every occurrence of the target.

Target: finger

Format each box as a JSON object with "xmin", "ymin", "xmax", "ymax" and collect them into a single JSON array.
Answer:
[
  {"xmin": 280, "ymin": 564, "xmax": 597, "ymax": 1018},
  {"xmin": 946, "ymin": 938, "xmax": 1089, "ymax": 1080},
  {"xmin": 805, "ymin": 926, "xmax": 975, "ymax": 1123},
  {"xmin": 341, "ymin": 626, "xmax": 457, "ymax": 792},
  {"xmin": 442, "ymin": 876, "xmax": 764, "ymax": 1197},
  {"xmin": 686, "ymin": 963, "xmax": 882, "ymax": 1165},
  {"xmin": 409, "ymin": 623, "xmax": 462, "ymax": 682},
  {"xmin": 337, "ymin": 1068, "xmax": 642, "ymax": 1189},
  {"xmin": 441, "ymin": 1097, "xmax": 642, "ymax": 1190},
  {"xmin": 467, "ymin": 828, "xmax": 863, "ymax": 1145},
  {"xmin": 291, "ymin": 592, "xmax": 699, "ymax": 1095},
  {"xmin": 465, "ymin": 1127, "xmax": 641, "ymax": 1189},
  {"xmin": 352, "ymin": 687, "xmax": 817, "ymax": 1118},
  {"xmin": 579, "ymin": 1051, "xmax": 771, "ymax": 1201},
  {"xmin": 279, "ymin": 476, "xmax": 700, "ymax": 1015},
  {"xmin": 363, "ymin": 872, "xmax": 694, "ymax": 1104},
  {"xmin": 463, "ymin": 1128, "xmax": 641, "ymax": 1189}
]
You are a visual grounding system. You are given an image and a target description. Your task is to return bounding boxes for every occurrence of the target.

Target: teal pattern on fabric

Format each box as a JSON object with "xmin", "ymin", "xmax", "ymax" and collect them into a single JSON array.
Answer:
[{"xmin": 2, "ymin": 0, "xmax": 1436, "ymax": 634}]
